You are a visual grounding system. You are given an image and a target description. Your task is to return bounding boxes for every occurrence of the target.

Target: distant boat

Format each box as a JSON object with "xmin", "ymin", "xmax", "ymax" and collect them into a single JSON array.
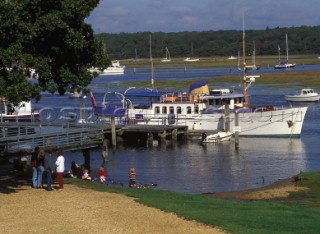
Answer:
[
  {"xmin": 89, "ymin": 60, "xmax": 125, "ymax": 75},
  {"xmin": 161, "ymin": 47, "xmax": 171, "ymax": 62},
  {"xmin": 184, "ymin": 57, "xmax": 199, "ymax": 62},
  {"xmin": 274, "ymin": 34, "xmax": 296, "ymax": 69},
  {"xmin": 285, "ymin": 88, "xmax": 320, "ymax": 102},
  {"xmin": 69, "ymin": 90, "xmax": 82, "ymax": 99},
  {"xmin": 227, "ymin": 56, "xmax": 237, "ymax": 60},
  {"xmin": 0, "ymin": 99, "xmax": 39, "ymax": 122},
  {"xmin": 184, "ymin": 43, "xmax": 199, "ymax": 62},
  {"xmin": 245, "ymin": 41, "xmax": 260, "ymax": 71}
]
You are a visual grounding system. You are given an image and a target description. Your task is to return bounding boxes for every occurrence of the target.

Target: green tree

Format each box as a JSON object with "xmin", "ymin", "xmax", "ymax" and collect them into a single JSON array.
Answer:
[{"xmin": 0, "ymin": 0, "xmax": 108, "ymax": 104}]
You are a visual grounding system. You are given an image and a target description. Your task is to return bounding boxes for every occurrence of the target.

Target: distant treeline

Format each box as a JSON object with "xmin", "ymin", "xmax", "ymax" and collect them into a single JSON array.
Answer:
[{"xmin": 96, "ymin": 25, "xmax": 320, "ymax": 60}]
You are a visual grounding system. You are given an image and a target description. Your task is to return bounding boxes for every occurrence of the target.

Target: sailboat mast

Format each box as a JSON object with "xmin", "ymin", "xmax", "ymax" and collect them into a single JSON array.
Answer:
[
  {"xmin": 242, "ymin": 21, "xmax": 249, "ymax": 107},
  {"xmin": 286, "ymin": 33, "xmax": 289, "ymax": 62},
  {"xmin": 150, "ymin": 34, "xmax": 154, "ymax": 90}
]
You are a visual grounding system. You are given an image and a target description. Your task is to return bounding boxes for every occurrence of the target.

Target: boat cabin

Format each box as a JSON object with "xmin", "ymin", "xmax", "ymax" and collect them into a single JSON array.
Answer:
[{"xmin": 200, "ymin": 89, "xmax": 245, "ymax": 111}]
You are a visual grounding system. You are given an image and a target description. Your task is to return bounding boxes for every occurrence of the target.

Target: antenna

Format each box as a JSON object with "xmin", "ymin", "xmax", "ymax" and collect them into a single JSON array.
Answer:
[{"xmin": 150, "ymin": 34, "xmax": 154, "ymax": 90}]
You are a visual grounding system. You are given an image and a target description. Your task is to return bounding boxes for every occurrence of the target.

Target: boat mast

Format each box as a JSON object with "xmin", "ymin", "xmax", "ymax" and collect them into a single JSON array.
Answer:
[
  {"xmin": 150, "ymin": 34, "xmax": 154, "ymax": 90},
  {"xmin": 242, "ymin": 19, "xmax": 249, "ymax": 107},
  {"xmin": 286, "ymin": 33, "xmax": 289, "ymax": 62}
]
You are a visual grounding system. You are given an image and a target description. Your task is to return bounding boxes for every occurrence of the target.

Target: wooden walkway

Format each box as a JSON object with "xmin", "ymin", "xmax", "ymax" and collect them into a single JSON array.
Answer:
[
  {"xmin": 0, "ymin": 122, "xmax": 189, "ymax": 156},
  {"xmin": 0, "ymin": 122, "xmax": 113, "ymax": 155}
]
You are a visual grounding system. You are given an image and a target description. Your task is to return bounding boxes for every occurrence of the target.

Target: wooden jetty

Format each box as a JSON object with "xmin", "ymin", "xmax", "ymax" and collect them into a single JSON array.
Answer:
[{"xmin": 0, "ymin": 122, "xmax": 189, "ymax": 156}]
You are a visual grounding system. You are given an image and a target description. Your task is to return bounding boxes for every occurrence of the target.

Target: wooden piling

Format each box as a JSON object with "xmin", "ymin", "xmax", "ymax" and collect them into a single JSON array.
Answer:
[
  {"xmin": 235, "ymin": 112, "xmax": 239, "ymax": 150},
  {"xmin": 224, "ymin": 104, "xmax": 230, "ymax": 132},
  {"xmin": 111, "ymin": 116, "xmax": 116, "ymax": 148},
  {"xmin": 147, "ymin": 132, "xmax": 153, "ymax": 147}
]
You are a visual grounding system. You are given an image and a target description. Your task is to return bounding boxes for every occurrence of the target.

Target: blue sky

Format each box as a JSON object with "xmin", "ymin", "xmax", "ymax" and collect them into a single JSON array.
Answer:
[{"xmin": 86, "ymin": 0, "xmax": 320, "ymax": 33}]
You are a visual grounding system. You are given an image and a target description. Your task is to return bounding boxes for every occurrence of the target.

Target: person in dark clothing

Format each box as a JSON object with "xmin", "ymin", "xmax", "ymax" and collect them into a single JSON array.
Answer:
[
  {"xmin": 71, "ymin": 161, "xmax": 80, "ymax": 177},
  {"xmin": 44, "ymin": 150, "xmax": 55, "ymax": 191},
  {"xmin": 36, "ymin": 149, "xmax": 45, "ymax": 188},
  {"xmin": 31, "ymin": 146, "xmax": 39, "ymax": 188}
]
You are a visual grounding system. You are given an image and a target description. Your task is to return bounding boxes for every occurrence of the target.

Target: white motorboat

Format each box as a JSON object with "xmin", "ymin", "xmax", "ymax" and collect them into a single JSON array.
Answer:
[
  {"xmin": 184, "ymin": 57, "xmax": 199, "ymax": 62},
  {"xmin": 69, "ymin": 90, "xmax": 82, "ymax": 99},
  {"xmin": 0, "ymin": 99, "xmax": 39, "ymax": 122},
  {"xmin": 285, "ymin": 88, "xmax": 320, "ymax": 102},
  {"xmin": 201, "ymin": 131, "xmax": 233, "ymax": 143},
  {"xmin": 89, "ymin": 60, "xmax": 125, "ymax": 75}
]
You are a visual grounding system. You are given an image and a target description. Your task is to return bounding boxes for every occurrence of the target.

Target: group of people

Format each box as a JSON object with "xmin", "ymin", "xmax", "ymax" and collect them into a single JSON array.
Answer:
[
  {"xmin": 70, "ymin": 161, "xmax": 107, "ymax": 183},
  {"xmin": 30, "ymin": 146, "xmax": 137, "ymax": 189},
  {"xmin": 31, "ymin": 147, "xmax": 65, "ymax": 191}
]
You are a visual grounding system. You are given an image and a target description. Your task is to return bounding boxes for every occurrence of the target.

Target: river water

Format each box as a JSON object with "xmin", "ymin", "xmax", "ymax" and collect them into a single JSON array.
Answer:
[{"xmin": 32, "ymin": 64, "xmax": 320, "ymax": 194}]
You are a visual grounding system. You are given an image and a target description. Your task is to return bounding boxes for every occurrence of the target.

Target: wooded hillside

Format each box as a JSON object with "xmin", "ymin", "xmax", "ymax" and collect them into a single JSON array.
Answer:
[{"xmin": 97, "ymin": 26, "xmax": 320, "ymax": 60}]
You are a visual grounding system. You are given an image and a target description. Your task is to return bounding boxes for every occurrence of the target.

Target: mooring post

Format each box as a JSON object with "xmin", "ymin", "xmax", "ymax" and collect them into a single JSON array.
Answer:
[
  {"xmin": 82, "ymin": 148, "xmax": 91, "ymax": 172},
  {"xmin": 224, "ymin": 104, "xmax": 230, "ymax": 132},
  {"xmin": 111, "ymin": 116, "xmax": 116, "ymax": 148},
  {"xmin": 235, "ymin": 112, "xmax": 239, "ymax": 150},
  {"xmin": 172, "ymin": 129, "xmax": 178, "ymax": 141},
  {"xmin": 147, "ymin": 132, "xmax": 153, "ymax": 147},
  {"xmin": 100, "ymin": 139, "xmax": 108, "ymax": 169},
  {"xmin": 158, "ymin": 130, "xmax": 166, "ymax": 145}
]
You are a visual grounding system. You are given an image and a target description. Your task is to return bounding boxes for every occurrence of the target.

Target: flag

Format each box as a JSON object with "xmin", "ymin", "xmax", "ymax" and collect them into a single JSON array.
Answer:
[{"xmin": 90, "ymin": 91, "xmax": 97, "ymax": 109}]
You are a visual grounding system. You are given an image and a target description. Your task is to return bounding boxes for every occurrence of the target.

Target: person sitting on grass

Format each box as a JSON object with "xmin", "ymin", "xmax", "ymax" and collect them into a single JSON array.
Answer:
[{"xmin": 82, "ymin": 169, "xmax": 94, "ymax": 181}]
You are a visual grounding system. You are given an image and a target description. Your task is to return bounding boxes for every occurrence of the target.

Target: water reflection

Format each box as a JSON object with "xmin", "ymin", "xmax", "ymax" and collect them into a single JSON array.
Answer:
[{"xmin": 62, "ymin": 137, "xmax": 307, "ymax": 194}]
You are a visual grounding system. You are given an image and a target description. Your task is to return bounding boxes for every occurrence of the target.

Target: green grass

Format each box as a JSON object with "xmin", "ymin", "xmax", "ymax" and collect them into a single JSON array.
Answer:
[
  {"xmin": 68, "ymin": 171, "xmax": 320, "ymax": 234},
  {"xmin": 92, "ymin": 70, "xmax": 320, "ymax": 90}
]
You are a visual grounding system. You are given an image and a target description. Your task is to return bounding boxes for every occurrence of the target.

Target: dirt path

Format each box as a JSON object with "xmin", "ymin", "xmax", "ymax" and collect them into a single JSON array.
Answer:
[{"xmin": 0, "ymin": 178, "xmax": 224, "ymax": 234}]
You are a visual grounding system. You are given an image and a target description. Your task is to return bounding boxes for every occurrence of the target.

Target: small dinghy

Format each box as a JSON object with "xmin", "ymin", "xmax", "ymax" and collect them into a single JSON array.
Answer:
[{"xmin": 201, "ymin": 131, "xmax": 233, "ymax": 143}]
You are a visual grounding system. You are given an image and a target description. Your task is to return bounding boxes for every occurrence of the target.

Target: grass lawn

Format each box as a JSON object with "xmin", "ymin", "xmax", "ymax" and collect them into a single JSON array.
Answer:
[
  {"xmin": 98, "ymin": 70, "xmax": 320, "ymax": 90},
  {"xmin": 69, "ymin": 171, "xmax": 320, "ymax": 234}
]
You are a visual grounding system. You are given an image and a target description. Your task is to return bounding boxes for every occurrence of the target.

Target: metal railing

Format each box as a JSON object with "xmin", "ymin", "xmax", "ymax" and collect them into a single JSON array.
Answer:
[{"xmin": 0, "ymin": 122, "xmax": 108, "ymax": 153}]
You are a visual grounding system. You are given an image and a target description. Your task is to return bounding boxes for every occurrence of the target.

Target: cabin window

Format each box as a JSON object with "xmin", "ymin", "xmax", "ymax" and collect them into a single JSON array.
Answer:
[
  {"xmin": 162, "ymin": 106, "xmax": 167, "ymax": 114},
  {"xmin": 169, "ymin": 106, "xmax": 174, "ymax": 114},
  {"xmin": 155, "ymin": 106, "xmax": 160, "ymax": 114},
  {"xmin": 187, "ymin": 106, "xmax": 192, "ymax": 114},
  {"xmin": 177, "ymin": 106, "xmax": 182, "ymax": 114},
  {"xmin": 195, "ymin": 105, "xmax": 199, "ymax": 114}
]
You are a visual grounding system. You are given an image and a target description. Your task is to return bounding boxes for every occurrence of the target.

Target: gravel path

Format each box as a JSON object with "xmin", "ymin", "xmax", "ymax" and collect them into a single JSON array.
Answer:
[{"xmin": 0, "ymin": 180, "xmax": 224, "ymax": 234}]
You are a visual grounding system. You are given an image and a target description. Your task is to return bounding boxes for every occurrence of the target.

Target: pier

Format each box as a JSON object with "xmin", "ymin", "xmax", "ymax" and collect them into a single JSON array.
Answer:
[{"xmin": 0, "ymin": 122, "xmax": 189, "ymax": 159}]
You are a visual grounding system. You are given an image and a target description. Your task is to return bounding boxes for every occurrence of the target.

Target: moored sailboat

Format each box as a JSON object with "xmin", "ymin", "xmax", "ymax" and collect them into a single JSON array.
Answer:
[{"xmin": 274, "ymin": 34, "xmax": 296, "ymax": 69}]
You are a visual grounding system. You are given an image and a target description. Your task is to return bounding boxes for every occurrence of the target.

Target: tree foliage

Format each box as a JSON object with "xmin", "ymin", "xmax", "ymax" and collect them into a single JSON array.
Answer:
[
  {"xmin": 100, "ymin": 26, "xmax": 320, "ymax": 60},
  {"xmin": 0, "ymin": 0, "xmax": 108, "ymax": 104}
]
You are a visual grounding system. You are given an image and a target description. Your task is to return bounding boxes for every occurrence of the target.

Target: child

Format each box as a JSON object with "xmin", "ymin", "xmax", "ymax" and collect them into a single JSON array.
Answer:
[
  {"xmin": 128, "ymin": 167, "xmax": 137, "ymax": 188},
  {"xmin": 99, "ymin": 167, "xmax": 106, "ymax": 184},
  {"xmin": 82, "ymin": 169, "xmax": 93, "ymax": 181}
]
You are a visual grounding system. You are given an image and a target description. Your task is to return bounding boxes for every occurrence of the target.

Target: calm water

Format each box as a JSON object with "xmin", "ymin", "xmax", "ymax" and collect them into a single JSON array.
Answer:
[{"xmin": 32, "ymin": 65, "xmax": 320, "ymax": 194}]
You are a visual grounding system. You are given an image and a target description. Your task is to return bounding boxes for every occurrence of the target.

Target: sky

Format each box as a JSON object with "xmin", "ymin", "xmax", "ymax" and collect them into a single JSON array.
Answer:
[{"xmin": 86, "ymin": 0, "xmax": 320, "ymax": 34}]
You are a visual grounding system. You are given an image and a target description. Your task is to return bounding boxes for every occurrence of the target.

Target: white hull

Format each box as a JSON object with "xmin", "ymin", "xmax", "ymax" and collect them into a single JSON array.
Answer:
[
  {"xmin": 128, "ymin": 106, "xmax": 308, "ymax": 137},
  {"xmin": 99, "ymin": 67, "xmax": 125, "ymax": 75},
  {"xmin": 274, "ymin": 63, "xmax": 296, "ymax": 69},
  {"xmin": 285, "ymin": 95, "xmax": 320, "ymax": 102},
  {"xmin": 285, "ymin": 89, "xmax": 320, "ymax": 102},
  {"xmin": 202, "ymin": 131, "xmax": 232, "ymax": 143},
  {"xmin": 184, "ymin": 58, "xmax": 199, "ymax": 62},
  {"xmin": 89, "ymin": 60, "xmax": 125, "ymax": 75}
]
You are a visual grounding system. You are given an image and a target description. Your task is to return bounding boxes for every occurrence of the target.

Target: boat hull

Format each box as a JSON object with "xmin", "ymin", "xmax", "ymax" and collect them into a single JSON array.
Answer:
[
  {"xmin": 285, "ymin": 95, "xmax": 320, "ymax": 102},
  {"xmin": 202, "ymin": 131, "xmax": 232, "ymax": 143},
  {"xmin": 129, "ymin": 106, "xmax": 308, "ymax": 137}
]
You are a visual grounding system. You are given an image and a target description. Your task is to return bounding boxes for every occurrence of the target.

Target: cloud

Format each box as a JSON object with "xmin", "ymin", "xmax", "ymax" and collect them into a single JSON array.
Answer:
[{"xmin": 87, "ymin": 0, "xmax": 320, "ymax": 33}]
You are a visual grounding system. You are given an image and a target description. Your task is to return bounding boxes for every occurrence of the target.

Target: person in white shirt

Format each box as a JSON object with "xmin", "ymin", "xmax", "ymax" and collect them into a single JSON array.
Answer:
[{"xmin": 55, "ymin": 149, "xmax": 65, "ymax": 191}]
